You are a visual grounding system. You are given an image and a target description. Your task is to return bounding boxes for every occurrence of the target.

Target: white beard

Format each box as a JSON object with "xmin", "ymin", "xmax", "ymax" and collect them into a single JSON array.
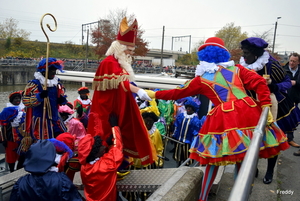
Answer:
[
  {"xmin": 115, "ymin": 52, "xmax": 135, "ymax": 81},
  {"xmin": 106, "ymin": 41, "xmax": 135, "ymax": 81}
]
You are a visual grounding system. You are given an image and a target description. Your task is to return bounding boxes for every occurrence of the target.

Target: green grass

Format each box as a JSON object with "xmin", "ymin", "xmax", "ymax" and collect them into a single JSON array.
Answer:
[{"xmin": 0, "ymin": 39, "xmax": 100, "ymax": 60}]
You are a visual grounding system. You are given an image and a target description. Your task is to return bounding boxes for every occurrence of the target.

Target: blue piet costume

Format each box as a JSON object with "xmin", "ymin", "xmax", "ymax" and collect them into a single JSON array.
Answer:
[
  {"xmin": 10, "ymin": 140, "xmax": 81, "ymax": 201},
  {"xmin": 22, "ymin": 58, "xmax": 67, "ymax": 140},
  {"xmin": 240, "ymin": 37, "xmax": 300, "ymax": 135},
  {"xmin": 172, "ymin": 97, "xmax": 202, "ymax": 166}
]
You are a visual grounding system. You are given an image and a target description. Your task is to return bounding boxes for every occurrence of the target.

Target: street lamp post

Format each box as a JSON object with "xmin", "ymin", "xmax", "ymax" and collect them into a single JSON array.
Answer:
[{"xmin": 272, "ymin": 16, "xmax": 281, "ymax": 53}]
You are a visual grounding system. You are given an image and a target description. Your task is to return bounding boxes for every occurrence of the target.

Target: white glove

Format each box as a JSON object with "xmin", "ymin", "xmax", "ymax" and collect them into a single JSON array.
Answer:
[{"xmin": 137, "ymin": 89, "xmax": 152, "ymax": 101}]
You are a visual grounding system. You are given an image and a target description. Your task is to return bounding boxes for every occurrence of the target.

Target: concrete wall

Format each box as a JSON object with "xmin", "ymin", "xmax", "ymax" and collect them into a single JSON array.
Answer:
[
  {"xmin": 0, "ymin": 66, "xmax": 36, "ymax": 85},
  {"xmin": 147, "ymin": 167, "xmax": 203, "ymax": 201}
]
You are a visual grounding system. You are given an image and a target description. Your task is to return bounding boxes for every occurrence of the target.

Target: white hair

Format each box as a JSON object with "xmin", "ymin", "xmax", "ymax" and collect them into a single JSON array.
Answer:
[{"xmin": 106, "ymin": 41, "xmax": 135, "ymax": 81}]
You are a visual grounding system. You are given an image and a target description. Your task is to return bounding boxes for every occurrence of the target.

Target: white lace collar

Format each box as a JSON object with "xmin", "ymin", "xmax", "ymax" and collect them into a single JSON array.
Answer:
[
  {"xmin": 34, "ymin": 72, "xmax": 59, "ymax": 87},
  {"xmin": 183, "ymin": 111, "xmax": 197, "ymax": 119},
  {"xmin": 64, "ymin": 115, "xmax": 74, "ymax": 124},
  {"xmin": 239, "ymin": 51, "xmax": 269, "ymax": 72},
  {"xmin": 148, "ymin": 124, "xmax": 157, "ymax": 135},
  {"xmin": 195, "ymin": 60, "xmax": 235, "ymax": 76},
  {"xmin": 76, "ymin": 96, "xmax": 91, "ymax": 105},
  {"xmin": 6, "ymin": 102, "xmax": 25, "ymax": 110},
  {"xmin": 89, "ymin": 157, "xmax": 100, "ymax": 165}
]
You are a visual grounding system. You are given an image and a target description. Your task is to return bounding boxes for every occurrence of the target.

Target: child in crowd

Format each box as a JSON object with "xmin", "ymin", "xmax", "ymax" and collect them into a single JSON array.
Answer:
[
  {"xmin": 172, "ymin": 97, "xmax": 202, "ymax": 166},
  {"xmin": 10, "ymin": 139, "xmax": 82, "ymax": 201},
  {"xmin": 78, "ymin": 113, "xmax": 123, "ymax": 201},
  {"xmin": 74, "ymin": 87, "xmax": 92, "ymax": 129},
  {"xmin": 0, "ymin": 91, "xmax": 26, "ymax": 172}
]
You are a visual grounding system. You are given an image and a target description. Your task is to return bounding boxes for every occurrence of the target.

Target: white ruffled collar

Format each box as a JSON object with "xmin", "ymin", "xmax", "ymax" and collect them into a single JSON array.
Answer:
[
  {"xmin": 239, "ymin": 51, "xmax": 269, "ymax": 72},
  {"xmin": 89, "ymin": 157, "xmax": 100, "ymax": 165},
  {"xmin": 148, "ymin": 124, "xmax": 157, "ymax": 135},
  {"xmin": 6, "ymin": 102, "xmax": 25, "ymax": 111},
  {"xmin": 64, "ymin": 115, "xmax": 74, "ymax": 124},
  {"xmin": 34, "ymin": 72, "xmax": 59, "ymax": 87},
  {"xmin": 183, "ymin": 111, "xmax": 197, "ymax": 119},
  {"xmin": 76, "ymin": 96, "xmax": 91, "ymax": 105},
  {"xmin": 195, "ymin": 60, "xmax": 235, "ymax": 76}
]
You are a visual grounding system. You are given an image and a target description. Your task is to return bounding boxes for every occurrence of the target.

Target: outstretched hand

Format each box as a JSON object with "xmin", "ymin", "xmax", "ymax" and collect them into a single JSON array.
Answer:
[{"xmin": 137, "ymin": 89, "xmax": 152, "ymax": 101}]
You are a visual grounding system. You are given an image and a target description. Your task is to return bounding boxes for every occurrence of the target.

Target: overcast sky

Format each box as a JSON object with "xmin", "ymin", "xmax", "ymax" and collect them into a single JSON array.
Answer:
[{"xmin": 1, "ymin": 0, "xmax": 300, "ymax": 54}]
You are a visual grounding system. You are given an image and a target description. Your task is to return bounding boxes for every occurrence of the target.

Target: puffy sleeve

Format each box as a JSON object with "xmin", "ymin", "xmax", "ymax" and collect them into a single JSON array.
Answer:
[
  {"xmin": 270, "ymin": 61, "xmax": 292, "ymax": 92},
  {"xmin": 156, "ymin": 77, "xmax": 202, "ymax": 101},
  {"xmin": 236, "ymin": 64, "xmax": 271, "ymax": 107},
  {"xmin": 100, "ymin": 126, "xmax": 124, "ymax": 171},
  {"xmin": 22, "ymin": 81, "xmax": 43, "ymax": 107}
]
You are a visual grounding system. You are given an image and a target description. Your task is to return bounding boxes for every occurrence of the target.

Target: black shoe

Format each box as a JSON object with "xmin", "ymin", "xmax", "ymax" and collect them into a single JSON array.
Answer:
[
  {"xmin": 263, "ymin": 172, "xmax": 273, "ymax": 184},
  {"xmin": 293, "ymin": 150, "xmax": 300, "ymax": 156},
  {"xmin": 255, "ymin": 168, "xmax": 259, "ymax": 178}
]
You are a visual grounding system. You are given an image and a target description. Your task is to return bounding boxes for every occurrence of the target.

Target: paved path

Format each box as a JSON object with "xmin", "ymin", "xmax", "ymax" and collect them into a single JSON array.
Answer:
[{"xmin": 208, "ymin": 126, "xmax": 300, "ymax": 201}]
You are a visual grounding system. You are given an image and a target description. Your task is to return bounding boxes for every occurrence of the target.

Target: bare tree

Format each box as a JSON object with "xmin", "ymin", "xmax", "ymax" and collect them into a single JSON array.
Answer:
[
  {"xmin": 0, "ymin": 18, "xmax": 31, "ymax": 40},
  {"xmin": 251, "ymin": 29, "xmax": 273, "ymax": 50},
  {"xmin": 91, "ymin": 9, "xmax": 149, "ymax": 58}
]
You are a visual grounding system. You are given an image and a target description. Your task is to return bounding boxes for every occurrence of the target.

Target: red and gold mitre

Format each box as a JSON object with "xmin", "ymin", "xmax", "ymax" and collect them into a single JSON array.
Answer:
[{"xmin": 116, "ymin": 17, "xmax": 138, "ymax": 46}]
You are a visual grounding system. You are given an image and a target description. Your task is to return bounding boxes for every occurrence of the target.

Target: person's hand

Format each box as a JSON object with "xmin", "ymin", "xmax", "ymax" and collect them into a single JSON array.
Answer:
[
  {"xmin": 39, "ymin": 90, "xmax": 48, "ymax": 98},
  {"xmin": 137, "ymin": 89, "xmax": 152, "ymax": 101},
  {"xmin": 109, "ymin": 113, "xmax": 118, "ymax": 127},
  {"xmin": 76, "ymin": 105, "xmax": 83, "ymax": 117},
  {"xmin": 145, "ymin": 90, "xmax": 156, "ymax": 99}
]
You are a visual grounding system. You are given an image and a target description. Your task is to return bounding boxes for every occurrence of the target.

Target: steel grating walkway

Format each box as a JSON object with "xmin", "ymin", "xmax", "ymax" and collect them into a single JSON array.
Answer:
[{"xmin": 73, "ymin": 168, "xmax": 178, "ymax": 193}]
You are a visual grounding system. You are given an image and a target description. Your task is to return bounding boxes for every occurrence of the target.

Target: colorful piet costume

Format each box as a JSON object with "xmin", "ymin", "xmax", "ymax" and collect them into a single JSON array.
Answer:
[
  {"xmin": 139, "ymin": 99, "xmax": 164, "ymax": 168},
  {"xmin": 74, "ymin": 87, "xmax": 92, "ymax": 129},
  {"xmin": 0, "ymin": 91, "xmax": 26, "ymax": 172},
  {"xmin": 78, "ymin": 128, "xmax": 123, "ymax": 201},
  {"xmin": 172, "ymin": 97, "xmax": 202, "ymax": 166},
  {"xmin": 22, "ymin": 58, "xmax": 67, "ymax": 140},
  {"xmin": 87, "ymin": 17, "xmax": 154, "ymax": 165},
  {"xmin": 147, "ymin": 37, "xmax": 289, "ymax": 201},
  {"xmin": 10, "ymin": 140, "xmax": 81, "ymax": 201}
]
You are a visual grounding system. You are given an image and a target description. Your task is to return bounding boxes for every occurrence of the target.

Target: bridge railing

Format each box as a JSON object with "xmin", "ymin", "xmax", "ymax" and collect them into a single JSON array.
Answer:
[
  {"xmin": 228, "ymin": 107, "xmax": 269, "ymax": 201},
  {"xmin": 57, "ymin": 70, "xmax": 189, "ymax": 89}
]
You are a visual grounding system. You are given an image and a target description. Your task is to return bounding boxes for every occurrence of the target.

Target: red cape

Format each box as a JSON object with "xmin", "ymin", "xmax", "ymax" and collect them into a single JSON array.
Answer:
[{"xmin": 87, "ymin": 55, "xmax": 154, "ymax": 165}]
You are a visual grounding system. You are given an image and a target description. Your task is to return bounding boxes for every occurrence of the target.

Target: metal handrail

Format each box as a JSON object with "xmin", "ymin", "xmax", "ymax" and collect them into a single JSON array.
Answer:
[{"xmin": 228, "ymin": 107, "xmax": 269, "ymax": 201}]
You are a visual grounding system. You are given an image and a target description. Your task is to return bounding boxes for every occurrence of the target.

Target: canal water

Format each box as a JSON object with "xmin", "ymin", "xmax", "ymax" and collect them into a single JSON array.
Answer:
[{"xmin": 0, "ymin": 83, "xmax": 94, "ymax": 111}]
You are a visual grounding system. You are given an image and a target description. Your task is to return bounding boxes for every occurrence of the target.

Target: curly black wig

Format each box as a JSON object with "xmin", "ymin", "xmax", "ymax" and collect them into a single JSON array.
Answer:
[{"xmin": 86, "ymin": 135, "xmax": 103, "ymax": 163}]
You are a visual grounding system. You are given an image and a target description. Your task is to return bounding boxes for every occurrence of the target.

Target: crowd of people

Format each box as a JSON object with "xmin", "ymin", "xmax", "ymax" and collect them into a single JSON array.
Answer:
[{"xmin": 0, "ymin": 16, "xmax": 300, "ymax": 201}]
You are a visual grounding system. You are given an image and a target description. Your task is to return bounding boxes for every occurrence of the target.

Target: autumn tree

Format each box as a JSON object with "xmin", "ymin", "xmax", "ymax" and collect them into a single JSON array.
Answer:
[
  {"xmin": 91, "ymin": 9, "xmax": 149, "ymax": 59},
  {"xmin": 0, "ymin": 18, "xmax": 31, "ymax": 40},
  {"xmin": 215, "ymin": 22, "xmax": 248, "ymax": 63}
]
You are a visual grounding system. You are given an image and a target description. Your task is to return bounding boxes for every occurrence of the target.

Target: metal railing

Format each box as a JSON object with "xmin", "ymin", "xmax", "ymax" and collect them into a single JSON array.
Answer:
[
  {"xmin": 56, "ymin": 70, "xmax": 189, "ymax": 89},
  {"xmin": 228, "ymin": 107, "xmax": 269, "ymax": 201}
]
